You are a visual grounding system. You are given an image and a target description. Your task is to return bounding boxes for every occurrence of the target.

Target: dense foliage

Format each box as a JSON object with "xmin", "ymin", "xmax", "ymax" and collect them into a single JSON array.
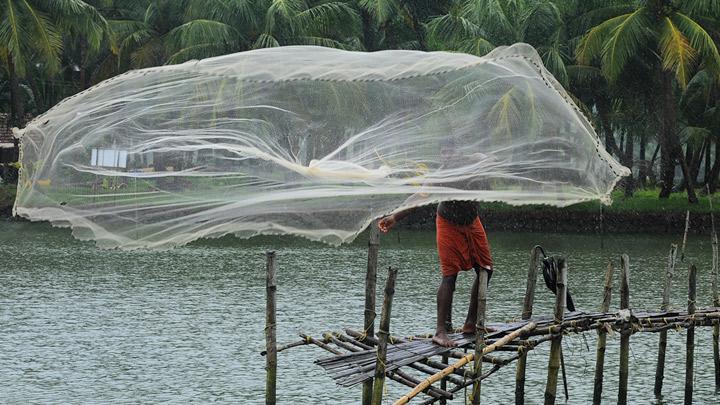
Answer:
[{"xmin": 2, "ymin": 0, "xmax": 720, "ymax": 202}]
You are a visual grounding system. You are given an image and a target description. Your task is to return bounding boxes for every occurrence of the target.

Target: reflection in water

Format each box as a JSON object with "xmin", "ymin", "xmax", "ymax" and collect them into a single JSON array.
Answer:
[{"xmin": 0, "ymin": 222, "xmax": 716, "ymax": 403}]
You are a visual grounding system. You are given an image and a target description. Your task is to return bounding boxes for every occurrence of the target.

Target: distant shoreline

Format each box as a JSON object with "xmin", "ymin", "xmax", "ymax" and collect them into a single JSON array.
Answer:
[{"xmin": 3, "ymin": 202, "xmax": 710, "ymax": 236}]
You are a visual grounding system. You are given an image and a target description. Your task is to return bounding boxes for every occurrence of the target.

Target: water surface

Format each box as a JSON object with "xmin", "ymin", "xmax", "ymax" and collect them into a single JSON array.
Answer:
[{"xmin": 1, "ymin": 222, "xmax": 717, "ymax": 403}]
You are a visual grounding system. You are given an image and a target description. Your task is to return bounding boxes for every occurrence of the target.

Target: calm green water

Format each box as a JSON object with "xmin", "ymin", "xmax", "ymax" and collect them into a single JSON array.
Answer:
[{"xmin": 1, "ymin": 221, "xmax": 718, "ymax": 404}]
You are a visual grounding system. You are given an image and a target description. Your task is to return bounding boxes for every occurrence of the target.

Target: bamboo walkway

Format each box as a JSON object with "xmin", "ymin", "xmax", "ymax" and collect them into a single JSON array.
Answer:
[
  {"xmin": 262, "ymin": 218, "xmax": 720, "ymax": 404},
  {"xmin": 276, "ymin": 308, "xmax": 720, "ymax": 404}
]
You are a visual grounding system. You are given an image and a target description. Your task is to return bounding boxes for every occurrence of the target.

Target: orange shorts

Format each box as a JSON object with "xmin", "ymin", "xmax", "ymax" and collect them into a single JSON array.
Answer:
[{"xmin": 436, "ymin": 213, "xmax": 493, "ymax": 277}]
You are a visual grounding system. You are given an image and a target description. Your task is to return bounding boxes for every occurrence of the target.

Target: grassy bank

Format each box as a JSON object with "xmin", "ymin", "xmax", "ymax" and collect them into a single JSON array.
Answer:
[{"xmin": 1, "ymin": 183, "xmax": 15, "ymax": 210}]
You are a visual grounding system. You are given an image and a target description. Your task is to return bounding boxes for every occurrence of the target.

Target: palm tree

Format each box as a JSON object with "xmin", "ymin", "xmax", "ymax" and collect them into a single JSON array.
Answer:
[
  {"xmin": 0, "ymin": 0, "xmax": 107, "ymax": 127},
  {"xmin": 254, "ymin": 1, "xmax": 362, "ymax": 50},
  {"xmin": 576, "ymin": 0, "xmax": 720, "ymax": 202},
  {"xmin": 111, "ymin": 0, "xmax": 247, "ymax": 70}
]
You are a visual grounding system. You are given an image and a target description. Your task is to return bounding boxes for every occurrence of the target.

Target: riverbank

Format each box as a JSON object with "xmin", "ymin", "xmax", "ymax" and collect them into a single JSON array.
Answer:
[
  {"xmin": 393, "ymin": 189, "xmax": 720, "ymax": 235},
  {"xmin": 2, "ymin": 184, "xmax": 717, "ymax": 234},
  {"xmin": 0, "ymin": 183, "xmax": 15, "ymax": 217}
]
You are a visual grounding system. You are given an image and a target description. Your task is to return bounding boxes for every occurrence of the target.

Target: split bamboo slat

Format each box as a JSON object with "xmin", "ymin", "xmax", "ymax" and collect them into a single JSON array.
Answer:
[
  {"xmin": 618, "ymin": 254, "xmax": 631, "ymax": 405},
  {"xmin": 515, "ymin": 245, "xmax": 542, "ymax": 405},
  {"xmin": 655, "ymin": 244, "xmax": 677, "ymax": 397},
  {"xmin": 685, "ymin": 264, "xmax": 697, "ymax": 405},
  {"xmin": 592, "ymin": 260, "xmax": 615, "ymax": 405},
  {"xmin": 362, "ymin": 221, "xmax": 380, "ymax": 405},
  {"xmin": 393, "ymin": 322, "xmax": 538, "ymax": 405},
  {"xmin": 371, "ymin": 267, "xmax": 399, "ymax": 405}
]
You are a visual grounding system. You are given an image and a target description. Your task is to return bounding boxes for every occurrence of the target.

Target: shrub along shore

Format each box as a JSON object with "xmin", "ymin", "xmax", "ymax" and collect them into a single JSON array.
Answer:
[{"xmin": 2, "ymin": 185, "xmax": 717, "ymax": 235}]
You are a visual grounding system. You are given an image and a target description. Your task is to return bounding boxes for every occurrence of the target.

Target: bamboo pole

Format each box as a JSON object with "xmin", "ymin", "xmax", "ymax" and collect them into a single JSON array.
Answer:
[
  {"xmin": 440, "ymin": 352, "xmax": 448, "ymax": 405},
  {"xmin": 393, "ymin": 322, "xmax": 537, "ymax": 405},
  {"xmin": 265, "ymin": 251, "xmax": 277, "ymax": 405},
  {"xmin": 544, "ymin": 258, "xmax": 567, "ymax": 405},
  {"xmin": 371, "ymin": 267, "xmax": 399, "ymax": 405},
  {"xmin": 654, "ymin": 244, "xmax": 677, "ymax": 398},
  {"xmin": 708, "ymin": 188, "xmax": 720, "ymax": 389},
  {"xmin": 681, "ymin": 210, "xmax": 690, "ymax": 262},
  {"xmin": 471, "ymin": 268, "xmax": 489, "ymax": 405},
  {"xmin": 685, "ymin": 264, "xmax": 697, "ymax": 405},
  {"xmin": 516, "ymin": 245, "xmax": 542, "ymax": 404},
  {"xmin": 592, "ymin": 260, "xmax": 615, "ymax": 405},
  {"xmin": 618, "ymin": 254, "xmax": 631, "ymax": 405},
  {"xmin": 363, "ymin": 221, "xmax": 380, "ymax": 405}
]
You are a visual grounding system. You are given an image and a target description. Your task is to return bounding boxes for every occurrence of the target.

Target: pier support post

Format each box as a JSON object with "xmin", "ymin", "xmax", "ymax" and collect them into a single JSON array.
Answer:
[
  {"xmin": 592, "ymin": 260, "xmax": 615, "ymax": 405},
  {"xmin": 654, "ymin": 244, "xmax": 677, "ymax": 398},
  {"xmin": 371, "ymin": 267, "xmax": 399, "ymax": 405},
  {"xmin": 362, "ymin": 221, "xmax": 380, "ymax": 405},
  {"xmin": 544, "ymin": 258, "xmax": 567, "ymax": 405},
  {"xmin": 471, "ymin": 268, "xmax": 489, "ymax": 405},
  {"xmin": 710, "ymin": 204, "xmax": 720, "ymax": 390},
  {"xmin": 618, "ymin": 254, "xmax": 631, "ymax": 405},
  {"xmin": 515, "ymin": 245, "xmax": 542, "ymax": 404},
  {"xmin": 265, "ymin": 251, "xmax": 278, "ymax": 405},
  {"xmin": 685, "ymin": 264, "xmax": 697, "ymax": 405}
]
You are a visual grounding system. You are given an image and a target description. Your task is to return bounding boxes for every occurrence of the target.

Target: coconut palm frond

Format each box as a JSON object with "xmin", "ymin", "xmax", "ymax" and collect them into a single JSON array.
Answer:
[
  {"xmin": 359, "ymin": 0, "xmax": 398, "ymax": 24},
  {"xmin": 679, "ymin": 125, "xmax": 712, "ymax": 147},
  {"xmin": 576, "ymin": 12, "xmax": 625, "ymax": 65},
  {"xmin": 601, "ymin": 8, "xmax": 651, "ymax": 81},
  {"xmin": 456, "ymin": 37, "xmax": 495, "ymax": 56},
  {"xmin": 425, "ymin": 12, "xmax": 481, "ymax": 44},
  {"xmin": 167, "ymin": 19, "xmax": 239, "ymax": 51},
  {"xmin": 676, "ymin": 0, "xmax": 720, "ymax": 19},
  {"xmin": 673, "ymin": 12, "xmax": 720, "ymax": 77},
  {"xmin": 253, "ymin": 32, "xmax": 280, "ymax": 49},
  {"xmin": 295, "ymin": 2, "xmax": 361, "ymax": 36},
  {"xmin": 18, "ymin": 1, "xmax": 63, "ymax": 74},
  {"xmin": 659, "ymin": 16, "xmax": 697, "ymax": 88}
]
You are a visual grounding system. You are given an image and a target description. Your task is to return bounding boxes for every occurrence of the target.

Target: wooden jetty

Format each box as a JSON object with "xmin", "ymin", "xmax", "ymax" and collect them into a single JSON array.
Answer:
[{"xmin": 261, "ymin": 234, "xmax": 720, "ymax": 404}]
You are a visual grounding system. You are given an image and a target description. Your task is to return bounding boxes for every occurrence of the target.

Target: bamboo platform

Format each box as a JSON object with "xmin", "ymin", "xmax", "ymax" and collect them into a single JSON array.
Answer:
[
  {"xmin": 262, "ymin": 216, "xmax": 720, "ymax": 404},
  {"xmin": 274, "ymin": 308, "xmax": 720, "ymax": 404}
]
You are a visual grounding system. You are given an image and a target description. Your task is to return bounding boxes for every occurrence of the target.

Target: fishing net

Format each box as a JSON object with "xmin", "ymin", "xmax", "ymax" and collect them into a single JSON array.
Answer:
[{"xmin": 14, "ymin": 43, "xmax": 629, "ymax": 249}]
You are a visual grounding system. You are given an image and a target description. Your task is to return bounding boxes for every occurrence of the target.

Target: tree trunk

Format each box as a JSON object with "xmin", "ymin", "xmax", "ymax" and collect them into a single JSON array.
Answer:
[
  {"xmin": 710, "ymin": 140, "xmax": 720, "ymax": 193},
  {"xmin": 659, "ymin": 71, "xmax": 677, "ymax": 198},
  {"xmin": 678, "ymin": 144, "xmax": 699, "ymax": 203},
  {"xmin": 599, "ymin": 104, "xmax": 621, "ymax": 158},
  {"xmin": 689, "ymin": 139, "xmax": 707, "ymax": 186},
  {"xmin": 7, "ymin": 53, "xmax": 25, "ymax": 128},
  {"xmin": 624, "ymin": 133, "xmax": 635, "ymax": 197},
  {"xmin": 639, "ymin": 132, "xmax": 647, "ymax": 188},
  {"xmin": 706, "ymin": 141, "xmax": 712, "ymax": 185},
  {"xmin": 401, "ymin": 2, "xmax": 427, "ymax": 51},
  {"xmin": 79, "ymin": 34, "xmax": 89, "ymax": 90},
  {"xmin": 360, "ymin": 9, "xmax": 377, "ymax": 51}
]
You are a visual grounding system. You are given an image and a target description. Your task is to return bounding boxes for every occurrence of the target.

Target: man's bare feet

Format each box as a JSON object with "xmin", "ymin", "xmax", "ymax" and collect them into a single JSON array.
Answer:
[
  {"xmin": 461, "ymin": 322, "xmax": 497, "ymax": 334},
  {"xmin": 432, "ymin": 330, "xmax": 457, "ymax": 347}
]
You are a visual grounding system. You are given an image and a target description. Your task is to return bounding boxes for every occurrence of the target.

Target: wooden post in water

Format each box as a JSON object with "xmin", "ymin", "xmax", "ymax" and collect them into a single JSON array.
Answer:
[
  {"xmin": 708, "ymin": 189, "xmax": 720, "ymax": 389},
  {"xmin": 685, "ymin": 264, "xmax": 697, "ymax": 405},
  {"xmin": 362, "ymin": 221, "xmax": 380, "ymax": 405},
  {"xmin": 681, "ymin": 210, "xmax": 690, "ymax": 262},
  {"xmin": 471, "ymin": 268, "xmax": 489, "ymax": 405},
  {"xmin": 265, "ymin": 251, "xmax": 278, "ymax": 405},
  {"xmin": 515, "ymin": 245, "xmax": 542, "ymax": 404},
  {"xmin": 654, "ymin": 244, "xmax": 677, "ymax": 398},
  {"xmin": 618, "ymin": 254, "xmax": 631, "ymax": 405},
  {"xmin": 371, "ymin": 267, "xmax": 399, "ymax": 405},
  {"xmin": 592, "ymin": 260, "xmax": 615, "ymax": 405},
  {"xmin": 544, "ymin": 258, "xmax": 567, "ymax": 405}
]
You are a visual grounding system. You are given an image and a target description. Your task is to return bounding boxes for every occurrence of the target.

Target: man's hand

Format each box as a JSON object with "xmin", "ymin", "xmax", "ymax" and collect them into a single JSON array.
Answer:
[{"xmin": 378, "ymin": 215, "xmax": 396, "ymax": 233}]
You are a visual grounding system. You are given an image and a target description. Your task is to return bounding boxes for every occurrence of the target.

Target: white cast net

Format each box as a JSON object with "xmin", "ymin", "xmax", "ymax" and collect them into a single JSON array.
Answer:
[{"xmin": 14, "ymin": 43, "xmax": 629, "ymax": 249}]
